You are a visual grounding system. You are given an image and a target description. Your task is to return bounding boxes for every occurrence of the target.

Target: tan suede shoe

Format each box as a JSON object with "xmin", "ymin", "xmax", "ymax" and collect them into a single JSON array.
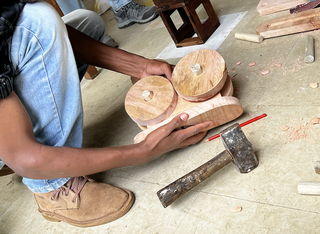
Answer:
[{"xmin": 34, "ymin": 176, "xmax": 134, "ymax": 227}]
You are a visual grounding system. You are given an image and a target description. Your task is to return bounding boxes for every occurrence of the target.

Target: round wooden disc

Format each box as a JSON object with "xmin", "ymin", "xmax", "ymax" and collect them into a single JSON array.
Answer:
[
  {"xmin": 125, "ymin": 76, "xmax": 178, "ymax": 126},
  {"xmin": 172, "ymin": 49, "xmax": 227, "ymax": 102}
]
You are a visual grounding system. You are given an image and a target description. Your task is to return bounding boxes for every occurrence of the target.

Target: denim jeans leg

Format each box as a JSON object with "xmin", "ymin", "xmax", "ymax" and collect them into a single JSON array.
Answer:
[
  {"xmin": 10, "ymin": 2, "xmax": 83, "ymax": 193},
  {"xmin": 55, "ymin": 0, "xmax": 86, "ymax": 15}
]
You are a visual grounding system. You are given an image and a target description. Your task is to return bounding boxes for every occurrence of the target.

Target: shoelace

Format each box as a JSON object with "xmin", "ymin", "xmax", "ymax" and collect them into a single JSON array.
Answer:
[
  {"xmin": 51, "ymin": 176, "xmax": 88, "ymax": 203},
  {"xmin": 121, "ymin": 1, "xmax": 144, "ymax": 13}
]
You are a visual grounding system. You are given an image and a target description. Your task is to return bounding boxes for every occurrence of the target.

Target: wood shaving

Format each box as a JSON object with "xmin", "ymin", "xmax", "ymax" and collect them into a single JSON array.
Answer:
[
  {"xmin": 232, "ymin": 206, "xmax": 242, "ymax": 213},
  {"xmin": 284, "ymin": 124, "xmax": 308, "ymax": 143},
  {"xmin": 236, "ymin": 62, "xmax": 241, "ymax": 66},
  {"xmin": 248, "ymin": 62, "xmax": 256, "ymax": 67},
  {"xmin": 310, "ymin": 117, "xmax": 320, "ymax": 125},
  {"xmin": 310, "ymin": 83, "xmax": 319, "ymax": 89},
  {"xmin": 275, "ymin": 63, "xmax": 282, "ymax": 67},
  {"xmin": 281, "ymin": 126, "xmax": 289, "ymax": 131},
  {"xmin": 261, "ymin": 70, "xmax": 269, "ymax": 76}
]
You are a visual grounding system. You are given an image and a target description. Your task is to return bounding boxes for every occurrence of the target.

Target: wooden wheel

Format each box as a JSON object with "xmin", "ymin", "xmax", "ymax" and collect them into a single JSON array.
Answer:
[
  {"xmin": 125, "ymin": 76, "xmax": 178, "ymax": 126},
  {"xmin": 171, "ymin": 49, "xmax": 227, "ymax": 102}
]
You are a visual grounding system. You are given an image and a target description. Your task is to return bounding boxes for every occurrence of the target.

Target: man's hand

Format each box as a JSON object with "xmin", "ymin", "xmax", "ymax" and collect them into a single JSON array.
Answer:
[
  {"xmin": 140, "ymin": 59, "xmax": 175, "ymax": 81},
  {"xmin": 139, "ymin": 113, "xmax": 213, "ymax": 164}
]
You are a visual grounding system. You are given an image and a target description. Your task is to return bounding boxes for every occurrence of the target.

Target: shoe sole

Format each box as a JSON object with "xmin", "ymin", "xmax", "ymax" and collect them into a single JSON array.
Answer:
[
  {"xmin": 118, "ymin": 14, "xmax": 159, "ymax": 29},
  {"xmin": 40, "ymin": 190, "xmax": 135, "ymax": 228}
]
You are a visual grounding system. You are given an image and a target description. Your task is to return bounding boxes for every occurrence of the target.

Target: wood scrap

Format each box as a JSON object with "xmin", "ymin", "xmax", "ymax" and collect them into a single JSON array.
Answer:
[
  {"xmin": 256, "ymin": 8, "xmax": 320, "ymax": 39},
  {"xmin": 257, "ymin": 0, "xmax": 308, "ymax": 16},
  {"xmin": 298, "ymin": 181, "xmax": 320, "ymax": 195},
  {"xmin": 310, "ymin": 82, "xmax": 319, "ymax": 88},
  {"xmin": 310, "ymin": 117, "xmax": 320, "ymax": 125},
  {"xmin": 290, "ymin": 0, "xmax": 320, "ymax": 14},
  {"xmin": 235, "ymin": 33, "xmax": 264, "ymax": 43},
  {"xmin": 305, "ymin": 35, "xmax": 315, "ymax": 63},
  {"xmin": 232, "ymin": 206, "xmax": 242, "ymax": 213},
  {"xmin": 315, "ymin": 161, "xmax": 320, "ymax": 174}
]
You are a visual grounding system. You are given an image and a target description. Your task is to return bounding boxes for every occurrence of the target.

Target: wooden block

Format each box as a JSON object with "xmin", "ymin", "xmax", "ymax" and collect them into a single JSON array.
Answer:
[
  {"xmin": 256, "ymin": 8, "xmax": 320, "ymax": 39},
  {"xmin": 125, "ymin": 76, "xmax": 178, "ymax": 126},
  {"xmin": 133, "ymin": 96, "xmax": 243, "ymax": 143},
  {"xmin": 0, "ymin": 166, "xmax": 15, "ymax": 177},
  {"xmin": 298, "ymin": 181, "xmax": 320, "ymax": 195},
  {"xmin": 172, "ymin": 49, "xmax": 227, "ymax": 102},
  {"xmin": 257, "ymin": 0, "xmax": 308, "ymax": 16}
]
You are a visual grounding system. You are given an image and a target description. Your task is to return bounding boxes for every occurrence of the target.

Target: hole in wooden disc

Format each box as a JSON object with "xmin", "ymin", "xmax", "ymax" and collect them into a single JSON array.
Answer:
[{"xmin": 142, "ymin": 90, "xmax": 154, "ymax": 102}]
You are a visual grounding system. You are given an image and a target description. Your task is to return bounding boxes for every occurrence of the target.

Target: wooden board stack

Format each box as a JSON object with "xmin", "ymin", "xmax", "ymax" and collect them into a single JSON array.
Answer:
[
  {"xmin": 257, "ymin": 0, "xmax": 308, "ymax": 15},
  {"xmin": 124, "ymin": 49, "xmax": 243, "ymax": 143}
]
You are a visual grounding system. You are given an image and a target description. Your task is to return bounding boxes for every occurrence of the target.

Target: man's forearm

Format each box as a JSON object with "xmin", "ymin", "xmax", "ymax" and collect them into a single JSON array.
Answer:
[
  {"xmin": 18, "ymin": 141, "xmax": 149, "ymax": 180},
  {"xmin": 66, "ymin": 25, "xmax": 149, "ymax": 78}
]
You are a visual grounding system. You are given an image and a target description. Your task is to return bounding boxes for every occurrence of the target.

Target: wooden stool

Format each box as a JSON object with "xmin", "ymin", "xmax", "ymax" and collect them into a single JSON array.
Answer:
[{"xmin": 153, "ymin": 0, "xmax": 220, "ymax": 47}]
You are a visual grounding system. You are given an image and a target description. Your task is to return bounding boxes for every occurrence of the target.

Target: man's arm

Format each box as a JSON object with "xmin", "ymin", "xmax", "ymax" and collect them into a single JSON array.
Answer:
[
  {"xmin": 0, "ymin": 92, "xmax": 212, "ymax": 180},
  {"xmin": 66, "ymin": 25, "xmax": 174, "ymax": 80}
]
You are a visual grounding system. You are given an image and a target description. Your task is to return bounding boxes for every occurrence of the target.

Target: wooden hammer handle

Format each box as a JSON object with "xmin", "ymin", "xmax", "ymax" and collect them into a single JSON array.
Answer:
[{"xmin": 157, "ymin": 150, "xmax": 233, "ymax": 208}]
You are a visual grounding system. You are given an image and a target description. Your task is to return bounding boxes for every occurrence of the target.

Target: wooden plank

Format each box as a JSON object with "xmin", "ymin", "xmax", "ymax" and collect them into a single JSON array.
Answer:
[
  {"xmin": 133, "ymin": 96, "xmax": 243, "ymax": 143},
  {"xmin": 256, "ymin": 8, "xmax": 320, "ymax": 38},
  {"xmin": 257, "ymin": 0, "xmax": 308, "ymax": 16}
]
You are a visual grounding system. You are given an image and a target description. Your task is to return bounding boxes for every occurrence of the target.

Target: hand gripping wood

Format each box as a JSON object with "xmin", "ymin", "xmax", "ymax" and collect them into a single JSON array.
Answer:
[{"xmin": 157, "ymin": 123, "xmax": 259, "ymax": 208}]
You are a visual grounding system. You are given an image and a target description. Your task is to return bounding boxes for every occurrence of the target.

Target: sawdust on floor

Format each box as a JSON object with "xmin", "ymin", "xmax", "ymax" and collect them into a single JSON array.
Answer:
[{"xmin": 281, "ymin": 123, "xmax": 308, "ymax": 144}]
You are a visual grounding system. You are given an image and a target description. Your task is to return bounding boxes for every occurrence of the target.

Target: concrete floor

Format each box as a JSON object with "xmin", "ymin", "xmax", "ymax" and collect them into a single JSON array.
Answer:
[{"xmin": 2, "ymin": 0, "xmax": 320, "ymax": 233}]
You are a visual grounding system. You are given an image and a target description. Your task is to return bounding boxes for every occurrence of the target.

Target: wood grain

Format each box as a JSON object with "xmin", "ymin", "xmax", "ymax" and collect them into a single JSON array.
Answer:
[
  {"xmin": 133, "ymin": 96, "xmax": 243, "ymax": 143},
  {"xmin": 125, "ymin": 76, "xmax": 178, "ymax": 126},
  {"xmin": 136, "ymin": 75, "xmax": 233, "ymax": 131},
  {"xmin": 256, "ymin": 8, "xmax": 320, "ymax": 38},
  {"xmin": 172, "ymin": 49, "xmax": 227, "ymax": 102},
  {"xmin": 257, "ymin": 0, "xmax": 308, "ymax": 16}
]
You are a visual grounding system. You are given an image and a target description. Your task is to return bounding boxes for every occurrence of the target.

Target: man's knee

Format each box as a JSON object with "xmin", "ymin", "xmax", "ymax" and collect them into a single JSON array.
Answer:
[{"xmin": 63, "ymin": 9, "xmax": 106, "ymax": 42}]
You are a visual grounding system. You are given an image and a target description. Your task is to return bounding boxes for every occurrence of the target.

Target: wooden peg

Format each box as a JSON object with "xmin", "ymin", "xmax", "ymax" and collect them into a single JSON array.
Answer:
[{"xmin": 305, "ymin": 35, "xmax": 315, "ymax": 63}]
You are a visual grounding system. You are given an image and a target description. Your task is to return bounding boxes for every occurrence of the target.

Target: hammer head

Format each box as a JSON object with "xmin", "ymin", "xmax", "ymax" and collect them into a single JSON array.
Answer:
[{"xmin": 220, "ymin": 123, "xmax": 258, "ymax": 173}]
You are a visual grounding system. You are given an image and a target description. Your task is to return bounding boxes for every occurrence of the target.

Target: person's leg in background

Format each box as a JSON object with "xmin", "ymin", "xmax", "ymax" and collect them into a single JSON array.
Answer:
[
  {"xmin": 10, "ymin": 2, "xmax": 134, "ymax": 227},
  {"xmin": 55, "ymin": 0, "xmax": 118, "ymax": 47},
  {"xmin": 62, "ymin": 9, "xmax": 106, "ymax": 79},
  {"xmin": 54, "ymin": 0, "xmax": 86, "ymax": 15},
  {"xmin": 106, "ymin": 0, "xmax": 158, "ymax": 29}
]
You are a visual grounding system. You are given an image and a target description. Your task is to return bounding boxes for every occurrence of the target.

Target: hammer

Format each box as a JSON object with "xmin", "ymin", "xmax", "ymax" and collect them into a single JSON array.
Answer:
[{"xmin": 157, "ymin": 123, "xmax": 259, "ymax": 208}]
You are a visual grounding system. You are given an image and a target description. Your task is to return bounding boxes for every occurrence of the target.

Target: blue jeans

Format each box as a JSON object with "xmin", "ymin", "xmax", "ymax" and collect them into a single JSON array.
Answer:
[
  {"xmin": 56, "ymin": 0, "xmax": 132, "ymax": 13},
  {"xmin": 9, "ymin": 2, "xmax": 105, "ymax": 193},
  {"xmin": 55, "ymin": 0, "xmax": 86, "ymax": 15}
]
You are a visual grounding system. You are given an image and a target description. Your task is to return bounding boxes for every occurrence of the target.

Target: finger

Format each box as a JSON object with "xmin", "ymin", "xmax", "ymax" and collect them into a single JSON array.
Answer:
[
  {"xmin": 162, "ymin": 63, "xmax": 174, "ymax": 81},
  {"xmin": 148, "ymin": 113, "xmax": 189, "ymax": 142},
  {"xmin": 179, "ymin": 131, "xmax": 208, "ymax": 148},
  {"xmin": 177, "ymin": 121, "xmax": 213, "ymax": 142}
]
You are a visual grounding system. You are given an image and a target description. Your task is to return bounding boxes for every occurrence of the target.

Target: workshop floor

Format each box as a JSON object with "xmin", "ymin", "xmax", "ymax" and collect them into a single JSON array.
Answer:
[{"xmin": 2, "ymin": 0, "xmax": 320, "ymax": 233}]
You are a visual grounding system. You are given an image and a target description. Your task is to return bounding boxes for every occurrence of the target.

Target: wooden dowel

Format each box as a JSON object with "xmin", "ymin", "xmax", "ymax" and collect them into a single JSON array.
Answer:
[
  {"xmin": 298, "ymin": 181, "xmax": 320, "ymax": 195},
  {"xmin": 305, "ymin": 35, "xmax": 315, "ymax": 63},
  {"xmin": 235, "ymin": 33, "xmax": 264, "ymax": 43}
]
